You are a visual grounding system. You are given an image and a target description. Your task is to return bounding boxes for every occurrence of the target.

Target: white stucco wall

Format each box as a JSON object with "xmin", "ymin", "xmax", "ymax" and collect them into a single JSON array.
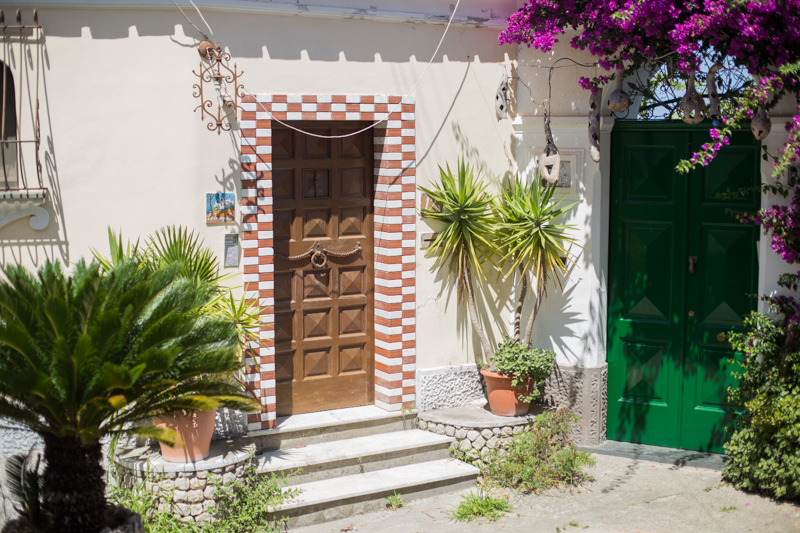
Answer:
[{"xmin": 0, "ymin": 2, "xmax": 524, "ymax": 378}]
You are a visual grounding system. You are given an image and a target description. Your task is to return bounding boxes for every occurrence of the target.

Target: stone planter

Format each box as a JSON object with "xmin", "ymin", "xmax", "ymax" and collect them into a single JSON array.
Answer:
[
  {"xmin": 115, "ymin": 440, "xmax": 254, "ymax": 525},
  {"xmin": 417, "ymin": 402, "xmax": 541, "ymax": 462}
]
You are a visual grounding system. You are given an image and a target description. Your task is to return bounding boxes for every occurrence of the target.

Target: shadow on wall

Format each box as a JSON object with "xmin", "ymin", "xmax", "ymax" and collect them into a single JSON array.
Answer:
[
  {"xmin": 39, "ymin": 9, "xmax": 510, "ymax": 63},
  {"xmin": 0, "ymin": 31, "xmax": 69, "ymax": 267}
]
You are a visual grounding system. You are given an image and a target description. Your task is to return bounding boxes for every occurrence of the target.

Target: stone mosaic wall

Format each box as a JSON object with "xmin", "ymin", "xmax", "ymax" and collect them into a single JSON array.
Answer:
[
  {"xmin": 540, "ymin": 363, "xmax": 608, "ymax": 446},
  {"xmin": 116, "ymin": 456, "xmax": 251, "ymax": 525},
  {"xmin": 417, "ymin": 418, "xmax": 531, "ymax": 462},
  {"xmin": 416, "ymin": 365, "xmax": 485, "ymax": 412}
]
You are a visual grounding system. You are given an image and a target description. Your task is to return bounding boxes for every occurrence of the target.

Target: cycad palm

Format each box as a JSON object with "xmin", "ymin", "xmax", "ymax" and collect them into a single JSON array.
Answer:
[
  {"xmin": 495, "ymin": 175, "xmax": 579, "ymax": 345},
  {"xmin": 0, "ymin": 258, "xmax": 259, "ymax": 533}
]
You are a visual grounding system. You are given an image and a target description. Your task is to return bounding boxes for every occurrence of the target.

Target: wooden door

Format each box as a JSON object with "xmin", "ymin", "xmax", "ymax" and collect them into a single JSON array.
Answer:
[
  {"xmin": 607, "ymin": 122, "xmax": 759, "ymax": 452},
  {"xmin": 272, "ymin": 122, "xmax": 375, "ymax": 416}
]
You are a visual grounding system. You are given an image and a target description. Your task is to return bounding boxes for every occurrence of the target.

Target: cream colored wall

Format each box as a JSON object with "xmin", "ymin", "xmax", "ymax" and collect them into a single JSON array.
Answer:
[{"xmin": 0, "ymin": 5, "xmax": 519, "ymax": 370}]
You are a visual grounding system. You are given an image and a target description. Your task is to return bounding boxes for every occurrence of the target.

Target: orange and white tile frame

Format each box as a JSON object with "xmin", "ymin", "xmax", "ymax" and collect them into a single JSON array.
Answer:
[{"xmin": 239, "ymin": 94, "xmax": 417, "ymax": 431}]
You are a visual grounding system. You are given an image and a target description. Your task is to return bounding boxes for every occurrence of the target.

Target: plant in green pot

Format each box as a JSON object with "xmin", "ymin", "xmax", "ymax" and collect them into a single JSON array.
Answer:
[{"xmin": 481, "ymin": 174, "xmax": 579, "ymax": 416}]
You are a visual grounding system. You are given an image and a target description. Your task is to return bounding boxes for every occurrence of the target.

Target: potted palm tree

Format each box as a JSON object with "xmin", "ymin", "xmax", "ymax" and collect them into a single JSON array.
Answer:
[
  {"xmin": 419, "ymin": 160, "xmax": 496, "ymax": 362},
  {"xmin": 481, "ymin": 175, "xmax": 579, "ymax": 416},
  {"xmin": 420, "ymin": 164, "xmax": 579, "ymax": 417},
  {"xmin": 0, "ymin": 258, "xmax": 260, "ymax": 533},
  {"xmin": 95, "ymin": 226, "xmax": 262, "ymax": 462}
]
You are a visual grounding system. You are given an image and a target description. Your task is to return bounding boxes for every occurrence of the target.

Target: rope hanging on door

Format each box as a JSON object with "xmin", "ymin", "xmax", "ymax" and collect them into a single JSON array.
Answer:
[{"xmin": 279, "ymin": 241, "xmax": 363, "ymax": 269}]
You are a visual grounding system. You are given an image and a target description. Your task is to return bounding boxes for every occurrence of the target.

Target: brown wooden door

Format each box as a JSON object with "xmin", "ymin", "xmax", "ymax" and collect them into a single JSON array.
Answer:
[{"xmin": 272, "ymin": 122, "xmax": 375, "ymax": 416}]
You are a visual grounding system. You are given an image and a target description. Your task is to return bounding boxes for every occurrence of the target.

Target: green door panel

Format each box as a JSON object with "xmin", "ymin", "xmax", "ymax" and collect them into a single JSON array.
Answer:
[
  {"xmin": 681, "ymin": 130, "xmax": 759, "ymax": 453},
  {"xmin": 608, "ymin": 130, "xmax": 688, "ymax": 448},
  {"xmin": 608, "ymin": 122, "xmax": 759, "ymax": 453}
]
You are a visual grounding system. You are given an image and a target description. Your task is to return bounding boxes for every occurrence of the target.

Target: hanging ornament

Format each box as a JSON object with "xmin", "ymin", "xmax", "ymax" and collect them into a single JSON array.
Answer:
[
  {"xmin": 607, "ymin": 69, "xmax": 631, "ymax": 113},
  {"xmin": 750, "ymin": 76, "xmax": 772, "ymax": 140},
  {"xmin": 539, "ymin": 112, "xmax": 561, "ymax": 184},
  {"xmin": 707, "ymin": 63, "xmax": 723, "ymax": 121},
  {"xmin": 496, "ymin": 72, "xmax": 510, "ymax": 120},
  {"xmin": 679, "ymin": 71, "xmax": 706, "ymax": 124},
  {"xmin": 751, "ymin": 107, "xmax": 771, "ymax": 140},
  {"xmin": 588, "ymin": 90, "xmax": 601, "ymax": 163}
]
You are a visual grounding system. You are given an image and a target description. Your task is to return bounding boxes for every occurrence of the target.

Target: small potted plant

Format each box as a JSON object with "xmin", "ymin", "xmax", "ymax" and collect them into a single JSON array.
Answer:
[
  {"xmin": 481, "ymin": 337, "xmax": 555, "ymax": 416},
  {"xmin": 95, "ymin": 226, "xmax": 262, "ymax": 463},
  {"xmin": 484, "ymin": 173, "xmax": 579, "ymax": 416}
]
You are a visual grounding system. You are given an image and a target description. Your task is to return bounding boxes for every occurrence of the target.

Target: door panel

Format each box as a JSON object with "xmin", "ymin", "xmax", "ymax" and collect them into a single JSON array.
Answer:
[
  {"xmin": 273, "ymin": 122, "xmax": 375, "ymax": 416},
  {"xmin": 608, "ymin": 124, "xmax": 758, "ymax": 453},
  {"xmin": 681, "ymin": 130, "xmax": 759, "ymax": 452},
  {"xmin": 608, "ymin": 132, "xmax": 688, "ymax": 447}
]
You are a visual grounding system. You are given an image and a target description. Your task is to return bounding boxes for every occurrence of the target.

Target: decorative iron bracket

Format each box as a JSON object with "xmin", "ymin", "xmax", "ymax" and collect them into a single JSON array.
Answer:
[{"xmin": 192, "ymin": 41, "xmax": 245, "ymax": 135}]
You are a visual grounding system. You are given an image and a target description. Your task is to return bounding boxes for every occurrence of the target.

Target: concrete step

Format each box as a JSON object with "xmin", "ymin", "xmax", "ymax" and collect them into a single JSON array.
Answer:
[
  {"xmin": 270, "ymin": 459, "xmax": 479, "ymax": 528},
  {"xmin": 256, "ymin": 429, "xmax": 453, "ymax": 485},
  {"xmin": 247, "ymin": 406, "xmax": 417, "ymax": 451}
]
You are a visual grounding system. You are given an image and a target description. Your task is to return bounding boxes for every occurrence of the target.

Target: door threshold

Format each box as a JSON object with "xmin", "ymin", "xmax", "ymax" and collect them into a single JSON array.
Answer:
[
  {"xmin": 250, "ymin": 405, "xmax": 414, "ymax": 437},
  {"xmin": 581, "ymin": 440, "xmax": 727, "ymax": 471}
]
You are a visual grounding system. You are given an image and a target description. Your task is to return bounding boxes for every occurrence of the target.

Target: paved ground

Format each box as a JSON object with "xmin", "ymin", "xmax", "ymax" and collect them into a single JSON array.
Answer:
[{"xmin": 293, "ymin": 453, "xmax": 800, "ymax": 533}]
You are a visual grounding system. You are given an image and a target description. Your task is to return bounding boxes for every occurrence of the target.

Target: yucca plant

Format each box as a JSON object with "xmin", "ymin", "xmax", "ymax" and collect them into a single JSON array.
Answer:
[
  {"xmin": 419, "ymin": 160, "xmax": 496, "ymax": 361},
  {"xmin": 0, "ymin": 259, "xmax": 260, "ymax": 533},
  {"xmin": 495, "ymin": 174, "xmax": 580, "ymax": 345}
]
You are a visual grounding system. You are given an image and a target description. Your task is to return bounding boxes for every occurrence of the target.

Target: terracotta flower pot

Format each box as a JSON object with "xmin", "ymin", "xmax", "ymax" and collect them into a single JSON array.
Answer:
[
  {"xmin": 480, "ymin": 368, "xmax": 533, "ymax": 417},
  {"xmin": 152, "ymin": 409, "xmax": 217, "ymax": 463}
]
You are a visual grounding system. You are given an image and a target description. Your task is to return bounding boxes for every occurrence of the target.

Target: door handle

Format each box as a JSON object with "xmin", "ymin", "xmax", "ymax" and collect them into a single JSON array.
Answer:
[{"xmin": 688, "ymin": 256, "xmax": 698, "ymax": 273}]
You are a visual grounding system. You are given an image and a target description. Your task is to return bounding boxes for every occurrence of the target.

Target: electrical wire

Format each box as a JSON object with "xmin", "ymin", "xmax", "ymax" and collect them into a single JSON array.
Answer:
[
  {"xmin": 172, "ymin": 0, "xmax": 211, "ymax": 41},
  {"xmin": 179, "ymin": 0, "xmax": 463, "ymax": 139}
]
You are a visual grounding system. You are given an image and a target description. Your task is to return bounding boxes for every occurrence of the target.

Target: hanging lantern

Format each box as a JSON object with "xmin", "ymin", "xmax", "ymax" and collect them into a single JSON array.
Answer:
[
  {"xmin": 588, "ymin": 90, "xmax": 601, "ymax": 163},
  {"xmin": 750, "ymin": 75, "xmax": 772, "ymax": 140},
  {"xmin": 751, "ymin": 107, "xmax": 771, "ymax": 140},
  {"xmin": 496, "ymin": 72, "xmax": 510, "ymax": 120},
  {"xmin": 607, "ymin": 69, "xmax": 631, "ymax": 113},
  {"xmin": 679, "ymin": 71, "xmax": 706, "ymax": 124},
  {"xmin": 539, "ymin": 113, "xmax": 561, "ymax": 183},
  {"xmin": 707, "ymin": 63, "xmax": 723, "ymax": 121}
]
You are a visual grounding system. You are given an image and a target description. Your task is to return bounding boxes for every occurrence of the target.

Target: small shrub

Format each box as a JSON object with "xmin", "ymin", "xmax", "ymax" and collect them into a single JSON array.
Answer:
[
  {"xmin": 211, "ymin": 463, "xmax": 300, "ymax": 533},
  {"xmin": 448, "ymin": 489, "xmax": 511, "ymax": 522},
  {"xmin": 384, "ymin": 492, "xmax": 404, "ymax": 510},
  {"xmin": 486, "ymin": 337, "xmax": 555, "ymax": 402},
  {"xmin": 483, "ymin": 409, "xmax": 594, "ymax": 493},
  {"xmin": 724, "ymin": 308, "xmax": 800, "ymax": 500}
]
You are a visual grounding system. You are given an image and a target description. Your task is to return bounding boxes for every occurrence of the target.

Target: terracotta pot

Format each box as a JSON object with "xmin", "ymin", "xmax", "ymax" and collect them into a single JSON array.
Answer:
[
  {"xmin": 480, "ymin": 368, "xmax": 533, "ymax": 417},
  {"xmin": 152, "ymin": 409, "xmax": 217, "ymax": 463}
]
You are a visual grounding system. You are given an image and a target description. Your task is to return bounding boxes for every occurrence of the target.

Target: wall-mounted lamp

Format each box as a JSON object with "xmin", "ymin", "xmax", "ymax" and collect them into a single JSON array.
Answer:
[{"xmin": 193, "ymin": 41, "xmax": 244, "ymax": 134}]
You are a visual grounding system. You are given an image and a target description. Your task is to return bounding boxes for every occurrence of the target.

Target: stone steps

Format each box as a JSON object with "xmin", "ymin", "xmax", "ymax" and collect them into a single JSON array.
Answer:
[
  {"xmin": 247, "ymin": 406, "xmax": 479, "ymax": 528},
  {"xmin": 270, "ymin": 459, "xmax": 479, "ymax": 528},
  {"xmin": 256, "ymin": 429, "xmax": 453, "ymax": 485},
  {"xmin": 246, "ymin": 405, "xmax": 417, "ymax": 452}
]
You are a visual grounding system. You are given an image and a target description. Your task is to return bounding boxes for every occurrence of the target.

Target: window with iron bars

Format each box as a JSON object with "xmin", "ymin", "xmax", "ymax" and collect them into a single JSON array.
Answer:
[{"xmin": 0, "ymin": 9, "xmax": 46, "ymax": 230}]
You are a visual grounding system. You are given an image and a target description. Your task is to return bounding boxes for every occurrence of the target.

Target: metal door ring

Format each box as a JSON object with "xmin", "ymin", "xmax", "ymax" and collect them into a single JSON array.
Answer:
[{"xmin": 310, "ymin": 250, "xmax": 328, "ymax": 269}]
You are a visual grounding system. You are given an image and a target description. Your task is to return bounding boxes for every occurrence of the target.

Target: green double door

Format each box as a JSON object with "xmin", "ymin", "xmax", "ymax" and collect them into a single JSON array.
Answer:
[{"xmin": 607, "ymin": 122, "xmax": 759, "ymax": 453}]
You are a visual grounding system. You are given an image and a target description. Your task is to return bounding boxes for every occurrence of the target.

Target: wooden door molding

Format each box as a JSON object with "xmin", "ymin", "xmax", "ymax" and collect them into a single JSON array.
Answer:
[{"xmin": 239, "ymin": 95, "xmax": 417, "ymax": 431}]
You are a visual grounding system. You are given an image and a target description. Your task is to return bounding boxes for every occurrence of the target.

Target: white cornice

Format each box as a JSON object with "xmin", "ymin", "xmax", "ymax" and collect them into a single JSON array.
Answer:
[{"xmin": 7, "ymin": 0, "xmax": 512, "ymax": 29}]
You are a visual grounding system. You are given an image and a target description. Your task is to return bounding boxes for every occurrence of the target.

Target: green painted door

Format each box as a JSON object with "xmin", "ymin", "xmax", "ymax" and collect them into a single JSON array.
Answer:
[{"xmin": 607, "ymin": 122, "xmax": 759, "ymax": 453}]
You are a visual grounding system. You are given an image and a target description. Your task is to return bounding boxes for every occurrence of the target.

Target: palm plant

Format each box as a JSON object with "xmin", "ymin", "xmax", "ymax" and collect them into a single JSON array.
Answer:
[
  {"xmin": 0, "ymin": 259, "xmax": 259, "ymax": 533},
  {"xmin": 419, "ymin": 160, "xmax": 496, "ymax": 361},
  {"xmin": 494, "ymin": 174, "xmax": 580, "ymax": 346}
]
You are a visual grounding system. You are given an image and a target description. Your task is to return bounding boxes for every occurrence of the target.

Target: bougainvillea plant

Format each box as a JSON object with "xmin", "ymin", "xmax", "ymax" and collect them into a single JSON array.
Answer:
[{"xmin": 500, "ymin": 0, "xmax": 800, "ymax": 177}]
